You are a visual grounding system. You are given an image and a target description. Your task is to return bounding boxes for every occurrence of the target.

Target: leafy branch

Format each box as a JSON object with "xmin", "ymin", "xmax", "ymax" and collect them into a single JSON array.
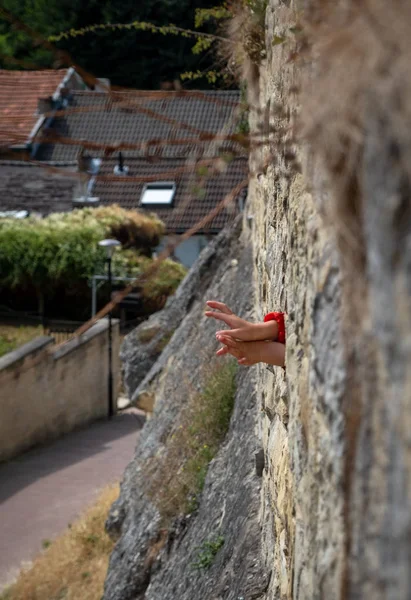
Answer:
[{"xmin": 48, "ymin": 20, "xmax": 228, "ymax": 44}]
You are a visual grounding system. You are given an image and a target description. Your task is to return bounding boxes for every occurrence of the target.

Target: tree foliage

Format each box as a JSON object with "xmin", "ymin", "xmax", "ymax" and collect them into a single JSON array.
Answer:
[
  {"xmin": 0, "ymin": 206, "xmax": 185, "ymax": 318},
  {"xmin": 0, "ymin": 205, "xmax": 163, "ymax": 288},
  {"xmin": 0, "ymin": 0, "xmax": 223, "ymax": 88}
]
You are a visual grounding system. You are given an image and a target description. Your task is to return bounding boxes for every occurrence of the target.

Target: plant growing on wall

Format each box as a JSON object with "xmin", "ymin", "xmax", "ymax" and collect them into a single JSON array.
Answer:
[
  {"xmin": 191, "ymin": 535, "xmax": 225, "ymax": 570},
  {"xmin": 145, "ymin": 361, "xmax": 237, "ymax": 522}
]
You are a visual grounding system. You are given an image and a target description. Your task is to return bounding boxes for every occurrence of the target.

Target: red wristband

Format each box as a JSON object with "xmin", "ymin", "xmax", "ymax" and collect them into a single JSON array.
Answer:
[{"xmin": 264, "ymin": 312, "xmax": 286, "ymax": 344}]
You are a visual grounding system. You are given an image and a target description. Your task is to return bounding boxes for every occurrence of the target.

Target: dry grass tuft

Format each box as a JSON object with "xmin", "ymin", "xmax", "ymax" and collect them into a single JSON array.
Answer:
[
  {"xmin": 211, "ymin": 0, "xmax": 268, "ymax": 102},
  {"xmin": 223, "ymin": 1, "xmax": 266, "ymax": 69},
  {"xmin": 1, "ymin": 485, "xmax": 119, "ymax": 600},
  {"xmin": 91, "ymin": 204, "xmax": 165, "ymax": 251},
  {"xmin": 145, "ymin": 361, "xmax": 237, "ymax": 523}
]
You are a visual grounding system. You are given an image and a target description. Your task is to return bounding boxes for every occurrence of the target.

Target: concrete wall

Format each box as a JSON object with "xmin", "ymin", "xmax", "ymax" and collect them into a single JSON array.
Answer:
[{"xmin": 0, "ymin": 319, "xmax": 120, "ymax": 463}]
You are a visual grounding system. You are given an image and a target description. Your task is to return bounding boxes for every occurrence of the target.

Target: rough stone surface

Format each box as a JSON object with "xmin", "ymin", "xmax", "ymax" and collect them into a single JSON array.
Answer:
[
  {"xmin": 346, "ymin": 108, "xmax": 411, "ymax": 600},
  {"xmin": 251, "ymin": 2, "xmax": 411, "ymax": 599},
  {"xmin": 247, "ymin": 2, "xmax": 350, "ymax": 596},
  {"xmin": 121, "ymin": 219, "xmax": 246, "ymax": 401},
  {"xmin": 106, "ymin": 2, "xmax": 411, "ymax": 598},
  {"xmin": 104, "ymin": 220, "xmax": 270, "ymax": 600}
]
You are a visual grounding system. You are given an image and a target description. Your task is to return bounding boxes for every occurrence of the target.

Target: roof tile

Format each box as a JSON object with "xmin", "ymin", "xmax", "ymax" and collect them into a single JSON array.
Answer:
[
  {"xmin": 92, "ymin": 157, "xmax": 248, "ymax": 232},
  {"xmin": 36, "ymin": 90, "xmax": 245, "ymax": 161},
  {"xmin": 0, "ymin": 70, "xmax": 67, "ymax": 147},
  {"xmin": 0, "ymin": 162, "xmax": 76, "ymax": 214}
]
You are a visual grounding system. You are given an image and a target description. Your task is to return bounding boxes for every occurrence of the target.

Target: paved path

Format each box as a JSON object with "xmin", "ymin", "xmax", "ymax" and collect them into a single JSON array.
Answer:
[{"xmin": 0, "ymin": 409, "xmax": 144, "ymax": 589}]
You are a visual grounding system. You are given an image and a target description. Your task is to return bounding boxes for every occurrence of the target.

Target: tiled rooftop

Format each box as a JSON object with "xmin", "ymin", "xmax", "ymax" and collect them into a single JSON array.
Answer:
[
  {"xmin": 0, "ymin": 158, "xmax": 247, "ymax": 232},
  {"xmin": 0, "ymin": 81, "xmax": 249, "ymax": 233},
  {"xmin": 0, "ymin": 162, "xmax": 76, "ymax": 215},
  {"xmin": 92, "ymin": 157, "xmax": 248, "ymax": 232},
  {"xmin": 36, "ymin": 90, "xmax": 245, "ymax": 161},
  {"xmin": 0, "ymin": 70, "xmax": 68, "ymax": 148}
]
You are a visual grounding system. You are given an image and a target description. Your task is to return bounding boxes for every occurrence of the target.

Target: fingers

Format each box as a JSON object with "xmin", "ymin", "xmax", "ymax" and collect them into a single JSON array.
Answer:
[
  {"xmin": 205, "ymin": 311, "xmax": 231, "ymax": 323},
  {"xmin": 206, "ymin": 301, "xmax": 233, "ymax": 315},
  {"xmin": 238, "ymin": 358, "xmax": 252, "ymax": 366},
  {"xmin": 216, "ymin": 334, "xmax": 240, "ymax": 349},
  {"xmin": 216, "ymin": 342, "xmax": 243, "ymax": 361},
  {"xmin": 216, "ymin": 346, "xmax": 229, "ymax": 356},
  {"xmin": 216, "ymin": 327, "xmax": 251, "ymax": 341},
  {"xmin": 205, "ymin": 311, "xmax": 237, "ymax": 328},
  {"xmin": 227, "ymin": 347, "xmax": 244, "ymax": 360}
]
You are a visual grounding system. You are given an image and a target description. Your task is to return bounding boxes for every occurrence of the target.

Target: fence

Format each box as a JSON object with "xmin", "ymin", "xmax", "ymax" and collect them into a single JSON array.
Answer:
[{"xmin": 43, "ymin": 320, "xmax": 83, "ymax": 343}]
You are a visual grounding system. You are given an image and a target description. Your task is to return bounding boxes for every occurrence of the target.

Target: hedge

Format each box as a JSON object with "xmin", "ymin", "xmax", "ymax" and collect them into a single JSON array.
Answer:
[{"xmin": 0, "ymin": 206, "xmax": 185, "ymax": 318}]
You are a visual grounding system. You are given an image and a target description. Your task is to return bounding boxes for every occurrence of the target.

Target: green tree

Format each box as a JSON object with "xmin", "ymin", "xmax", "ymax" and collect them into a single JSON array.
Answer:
[{"xmin": 0, "ymin": 0, "xmax": 221, "ymax": 88}]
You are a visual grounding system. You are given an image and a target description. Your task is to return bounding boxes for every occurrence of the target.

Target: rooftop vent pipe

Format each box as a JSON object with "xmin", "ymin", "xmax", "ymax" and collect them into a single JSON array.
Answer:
[{"xmin": 114, "ymin": 152, "xmax": 129, "ymax": 176}]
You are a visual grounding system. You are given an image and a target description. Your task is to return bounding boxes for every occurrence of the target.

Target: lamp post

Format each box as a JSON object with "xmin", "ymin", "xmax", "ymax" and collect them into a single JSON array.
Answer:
[{"xmin": 99, "ymin": 238, "xmax": 121, "ymax": 418}]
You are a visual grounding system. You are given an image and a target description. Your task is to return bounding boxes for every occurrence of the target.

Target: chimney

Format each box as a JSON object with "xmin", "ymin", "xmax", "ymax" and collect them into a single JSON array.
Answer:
[
  {"xmin": 60, "ymin": 86, "xmax": 70, "ymax": 98},
  {"xmin": 73, "ymin": 152, "xmax": 101, "ymax": 204},
  {"xmin": 77, "ymin": 149, "xmax": 93, "ymax": 173},
  {"xmin": 59, "ymin": 86, "xmax": 72, "ymax": 107}
]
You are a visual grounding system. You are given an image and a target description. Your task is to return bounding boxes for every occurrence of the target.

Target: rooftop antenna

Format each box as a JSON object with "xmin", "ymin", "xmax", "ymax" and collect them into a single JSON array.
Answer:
[{"xmin": 114, "ymin": 151, "xmax": 129, "ymax": 176}]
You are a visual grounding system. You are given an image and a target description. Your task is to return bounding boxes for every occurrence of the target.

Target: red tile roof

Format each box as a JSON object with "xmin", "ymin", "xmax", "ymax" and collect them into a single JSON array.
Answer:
[{"xmin": 0, "ymin": 70, "xmax": 67, "ymax": 147}]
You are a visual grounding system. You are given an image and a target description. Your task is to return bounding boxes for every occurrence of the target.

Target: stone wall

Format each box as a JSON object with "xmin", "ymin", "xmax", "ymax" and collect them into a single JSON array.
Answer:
[
  {"xmin": 0, "ymin": 319, "xmax": 120, "ymax": 462},
  {"xmin": 251, "ymin": 1, "xmax": 411, "ymax": 598},
  {"xmin": 103, "ymin": 2, "xmax": 411, "ymax": 596},
  {"xmin": 104, "ymin": 220, "xmax": 270, "ymax": 600}
]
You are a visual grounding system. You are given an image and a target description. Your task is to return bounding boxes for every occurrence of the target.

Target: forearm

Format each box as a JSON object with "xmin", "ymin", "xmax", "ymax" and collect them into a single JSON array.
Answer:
[
  {"xmin": 256, "ymin": 341, "xmax": 285, "ymax": 367},
  {"xmin": 252, "ymin": 320, "xmax": 278, "ymax": 341},
  {"xmin": 216, "ymin": 320, "xmax": 278, "ymax": 342}
]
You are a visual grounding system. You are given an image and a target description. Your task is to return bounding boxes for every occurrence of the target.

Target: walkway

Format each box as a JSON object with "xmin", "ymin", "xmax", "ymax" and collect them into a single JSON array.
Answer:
[{"xmin": 0, "ymin": 409, "xmax": 145, "ymax": 589}]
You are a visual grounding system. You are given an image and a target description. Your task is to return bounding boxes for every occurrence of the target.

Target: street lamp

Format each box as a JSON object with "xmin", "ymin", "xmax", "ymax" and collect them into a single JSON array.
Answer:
[{"xmin": 99, "ymin": 238, "xmax": 121, "ymax": 418}]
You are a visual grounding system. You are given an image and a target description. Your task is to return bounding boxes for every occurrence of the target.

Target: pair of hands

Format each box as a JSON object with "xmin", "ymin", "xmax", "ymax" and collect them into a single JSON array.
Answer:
[{"xmin": 205, "ymin": 300, "xmax": 281, "ymax": 367}]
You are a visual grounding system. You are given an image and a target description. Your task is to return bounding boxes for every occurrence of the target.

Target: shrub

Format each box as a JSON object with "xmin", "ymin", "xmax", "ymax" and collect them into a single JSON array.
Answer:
[
  {"xmin": 146, "ymin": 361, "xmax": 237, "ymax": 522},
  {"xmin": 0, "ymin": 205, "xmax": 164, "ymax": 292},
  {"xmin": 77, "ymin": 205, "xmax": 164, "ymax": 251},
  {"xmin": 111, "ymin": 251, "xmax": 187, "ymax": 313},
  {"xmin": 141, "ymin": 259, "xmax": 187, "ymax": 312},
  {"xmin": 0, "ymin": 206, "xmax": 185, "ymax": 317}
]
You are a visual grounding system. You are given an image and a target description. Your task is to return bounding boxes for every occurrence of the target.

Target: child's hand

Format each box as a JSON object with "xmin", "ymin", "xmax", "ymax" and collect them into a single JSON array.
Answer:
[
  {"xmin": 216, "ymin": 335, "xmax": 265, "ymax": 366},
  {"xmin": 206, "ymin": 301, "xmax": 279, "ymax": 341},
  {"xmin": 216, "ymin": 333, "xmax": 285, "ymax": 368},
  {"xmin": 205, "ymin": 301, "xmax": 249, "ymax": 330},
  {"xmin": 215, "ymin": 320, "xmax": 278, "ymax": 342}
]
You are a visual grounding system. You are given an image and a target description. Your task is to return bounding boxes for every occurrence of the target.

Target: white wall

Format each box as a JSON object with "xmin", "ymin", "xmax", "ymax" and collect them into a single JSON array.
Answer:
[{"xmin": 158, "ymin": 234, "xmax": 211, "ymax": 268}]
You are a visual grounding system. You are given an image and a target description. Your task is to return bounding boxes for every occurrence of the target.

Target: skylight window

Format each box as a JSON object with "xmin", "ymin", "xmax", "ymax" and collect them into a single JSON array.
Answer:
[
  {"xmin": 0, "ymin": 210, "xmax": 29, "ymax": 219},
  {"xmin": 140, "ymin": 182, "xmax": 176, "ymax": 206}
]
